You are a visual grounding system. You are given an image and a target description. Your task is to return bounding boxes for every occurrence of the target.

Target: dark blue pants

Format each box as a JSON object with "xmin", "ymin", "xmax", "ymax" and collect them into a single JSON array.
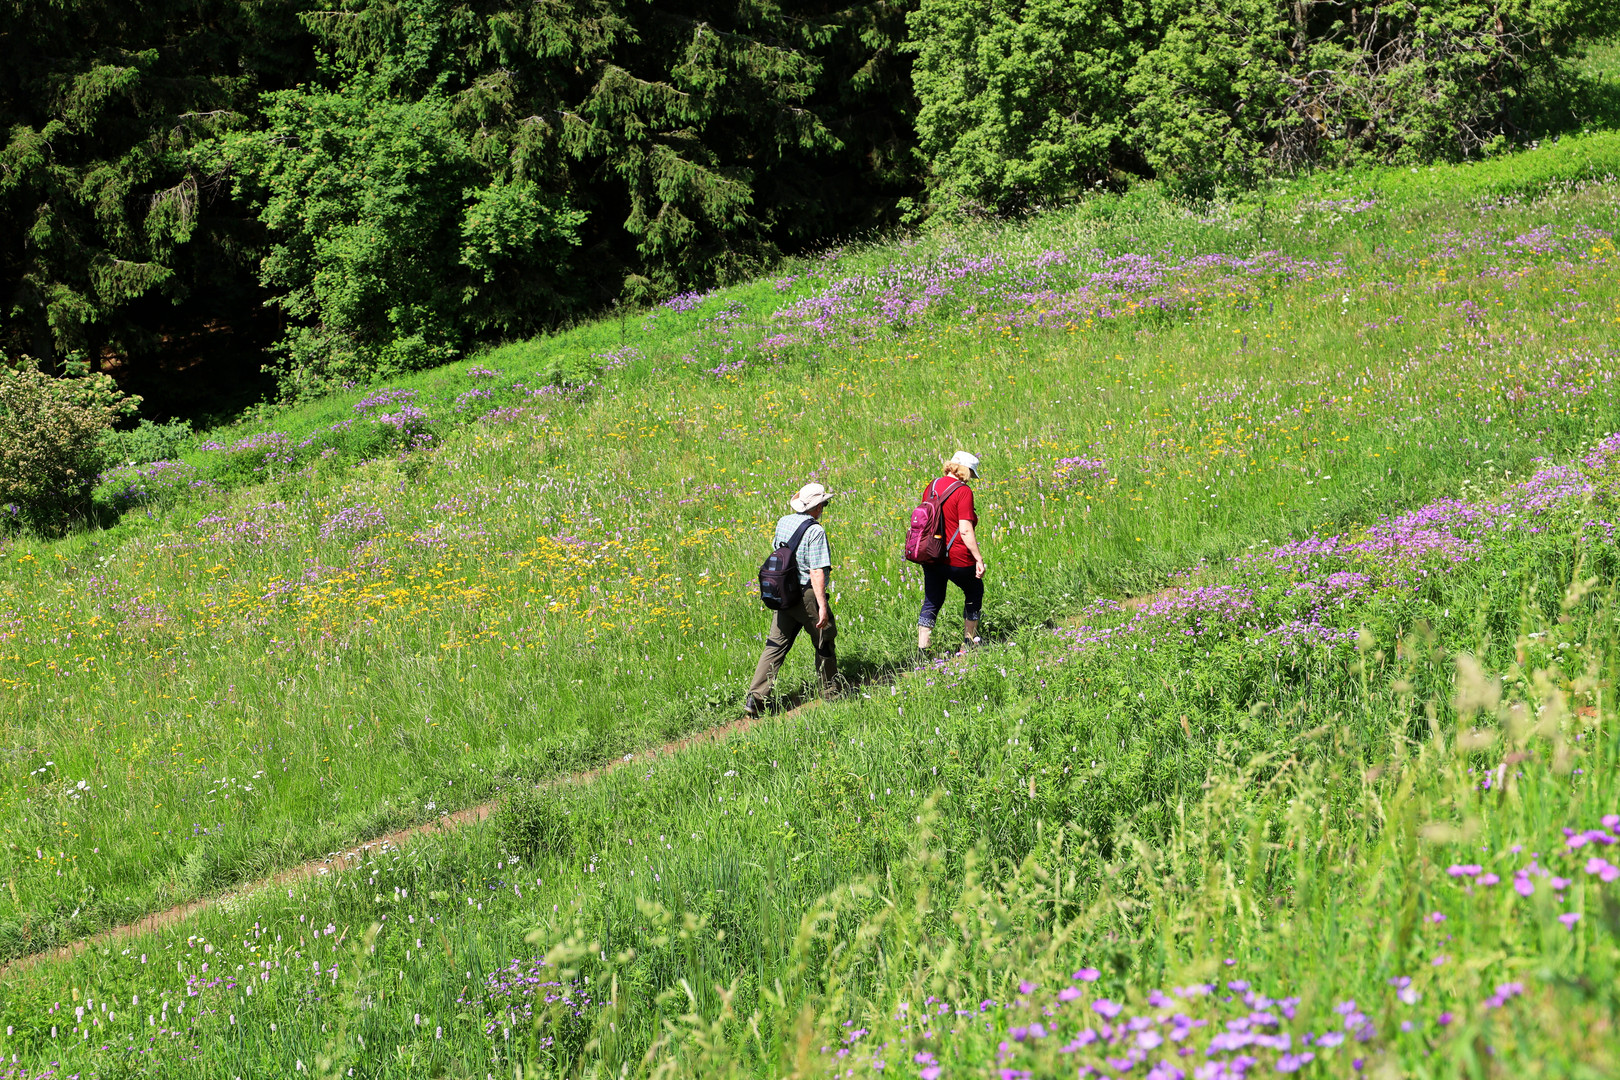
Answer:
[{"xmin": 919, "ymin": 563, "xmax": 984, "ymax": 629}]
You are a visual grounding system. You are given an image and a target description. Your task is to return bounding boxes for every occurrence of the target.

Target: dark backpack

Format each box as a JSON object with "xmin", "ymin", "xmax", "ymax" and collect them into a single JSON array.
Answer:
[
  {"xmin": 758, "ymin": 517, "xmax": 817, "ymax": 610},
  {"xmin": 904, "ymin": 479, "xmax": 965, "ymax": 565}
]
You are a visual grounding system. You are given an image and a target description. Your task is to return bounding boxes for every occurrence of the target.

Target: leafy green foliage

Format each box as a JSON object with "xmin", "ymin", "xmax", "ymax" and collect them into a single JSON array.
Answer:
[
  {"xmin": 496, "ymin": 786, "xmax": 606, "ymax": 861},
  {"xmin": 1124, "ymin": 0, "xmax": 1290, "ymax": 195},
  {"xmin": 1130, "ymin": 0, "xmax": 1620, "ymax": 194},
  {"xmin": 914, "ymin": 0, "xmax": 1620, "ymax": 208},
  {"xmin": 218, "ymin": 78, "xmax": 586, "ymax": 392},
  {"xmin": 908, "ymin": 0, "xmax": 1149, "ymax": 216},
  {"xmin": 0, "ymin": 364, "xmax": 138, "ymax": 532},
  {"xmin": 99, "ymin": 417, "xmax": 193, "ymax": 466}
]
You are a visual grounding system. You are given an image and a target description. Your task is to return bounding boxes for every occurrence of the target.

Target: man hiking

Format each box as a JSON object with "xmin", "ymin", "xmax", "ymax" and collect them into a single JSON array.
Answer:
[{"xmin": 745, "ymin": 482, "xmax": 837, "ymax": 717}]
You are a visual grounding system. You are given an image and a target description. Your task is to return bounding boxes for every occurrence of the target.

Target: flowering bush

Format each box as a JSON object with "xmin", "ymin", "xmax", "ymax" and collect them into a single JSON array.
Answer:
[{"xmin": 0, "ymin": 365, "xmax": 138, "ymax": 533}]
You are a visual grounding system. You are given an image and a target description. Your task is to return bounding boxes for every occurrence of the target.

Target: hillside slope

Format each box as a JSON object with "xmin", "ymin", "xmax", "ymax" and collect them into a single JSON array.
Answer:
[{"xmin": 1, "ymin": 135, "xmax": 1619, "ymax": 1077}]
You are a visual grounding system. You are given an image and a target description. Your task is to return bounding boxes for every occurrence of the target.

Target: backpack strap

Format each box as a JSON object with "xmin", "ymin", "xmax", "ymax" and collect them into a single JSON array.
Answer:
[
  {"xmin": 938, "ymin": 481, "xmax": 967, "ymax": 555},
  {"xmin": 925, "ymin": 478, "xmax": 964, "ymax": 507},
  {"xmin": 785, "ymin": 516, "xmax": 817, "ymax": 553}
]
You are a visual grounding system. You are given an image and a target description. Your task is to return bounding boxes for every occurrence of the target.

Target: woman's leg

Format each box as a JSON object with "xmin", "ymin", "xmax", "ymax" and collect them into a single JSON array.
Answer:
[
  {"xmin": 953, "ymin": 565, "xmax": 985, "ymax": 645},
  {"xmin": 918, "ymin": 564, "xmax": 948, "ymax": 648}
]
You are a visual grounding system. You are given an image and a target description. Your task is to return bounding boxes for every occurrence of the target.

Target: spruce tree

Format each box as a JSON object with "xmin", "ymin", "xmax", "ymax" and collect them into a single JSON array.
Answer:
[
  {"xmin": 224, "ymin": 0, "xmax": 917, "ymax": 390},
  {"xmin": 0, "ymin": 0, "xmax": 310, "ymax": 372}
]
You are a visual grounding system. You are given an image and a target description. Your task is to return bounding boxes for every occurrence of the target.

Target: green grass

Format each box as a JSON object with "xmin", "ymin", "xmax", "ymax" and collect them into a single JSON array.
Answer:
[
  {"xmin": 3, "ymin": 445, "xmax": 1617, "ymax": 1077},
  {"xmin": 86, "ymin": 130, "xmax": 1620, "ymax": 497},
  {"xmin": 1, "ymin": 136, "xmax": 1620, "ymax": 1077},
  {"xmin": 4, "ymin": 138, "xmax": 1618, "ymax": 949}
]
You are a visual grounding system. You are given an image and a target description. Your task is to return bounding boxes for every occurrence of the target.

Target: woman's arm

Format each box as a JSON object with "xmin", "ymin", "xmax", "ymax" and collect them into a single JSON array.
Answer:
[{"xmin": 958, "ymin": 521, "xmax": 985, "ymax": 578}]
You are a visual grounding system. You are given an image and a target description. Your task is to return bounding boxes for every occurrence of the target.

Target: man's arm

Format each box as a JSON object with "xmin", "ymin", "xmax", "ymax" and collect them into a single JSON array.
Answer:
[{"xmin": 810, "ymin": 567, "xmax": 830, "ymax": 628}]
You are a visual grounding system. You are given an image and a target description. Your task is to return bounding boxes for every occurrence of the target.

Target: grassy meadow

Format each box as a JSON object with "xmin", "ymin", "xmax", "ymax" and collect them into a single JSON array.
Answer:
[{"xmin": 1, "ymin": 133, "xmax": 1620, "ymax": 1076}]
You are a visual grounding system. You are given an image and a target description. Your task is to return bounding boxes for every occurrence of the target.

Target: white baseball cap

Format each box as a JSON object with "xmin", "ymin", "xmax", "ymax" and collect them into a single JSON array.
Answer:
[
  {"xmin": 790, "ymin": 482, "xmax": 834, "ymax": 513},
  {"xmin": 949, "ymin": 450, "xmax": 981, "ymax": 478}
]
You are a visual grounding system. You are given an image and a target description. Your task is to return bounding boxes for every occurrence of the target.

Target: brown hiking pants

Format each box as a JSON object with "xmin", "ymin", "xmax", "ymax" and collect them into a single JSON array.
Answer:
[{"xmin": 747, "ymin": 588, "xmax": 837, "ymax": 705}]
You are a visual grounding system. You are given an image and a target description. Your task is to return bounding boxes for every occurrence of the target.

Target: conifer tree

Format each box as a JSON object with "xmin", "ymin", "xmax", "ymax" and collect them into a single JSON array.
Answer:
[
  {"xmin": 0, "ymin": 0, "xmax": 310, "ymax": 371},
  {"xmin": 304, "ymin": 0, "xmax": 914, "ymax": 296},
  {"xmin": 224, "ymin": 0, "xmax": 916, "ymax": 390}
]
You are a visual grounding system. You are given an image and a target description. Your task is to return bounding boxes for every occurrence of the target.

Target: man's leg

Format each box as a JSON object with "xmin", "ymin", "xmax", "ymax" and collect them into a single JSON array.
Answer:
[
  {"xmin": 747, "ymin": 608, "xmax": 802, "ymax": 709},
  {"xmin": 803, "ymin": 589, "xmax": 838, "ymax": 694}
]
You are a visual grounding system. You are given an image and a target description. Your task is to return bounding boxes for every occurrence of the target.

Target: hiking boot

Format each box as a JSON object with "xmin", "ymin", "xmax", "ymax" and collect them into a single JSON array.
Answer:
[
  {"xmin": 743, "ymin": 695, "xmax": 766, "ymax": 718},
  {"xmin": 956, "ymin": 636, "xmax": 983, "ymax": 656}
]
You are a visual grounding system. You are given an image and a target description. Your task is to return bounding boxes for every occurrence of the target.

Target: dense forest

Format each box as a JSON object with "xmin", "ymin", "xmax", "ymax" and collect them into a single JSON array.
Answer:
[{"xmin": 1, "ymin": 0, "xmax": 1615, "ymax": 412}]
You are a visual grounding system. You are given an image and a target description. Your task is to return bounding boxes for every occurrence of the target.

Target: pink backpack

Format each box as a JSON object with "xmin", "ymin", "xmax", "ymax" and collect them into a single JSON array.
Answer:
[{"xmin": 903, "ymin": 479, "xmax": 964, "ymax": 564}]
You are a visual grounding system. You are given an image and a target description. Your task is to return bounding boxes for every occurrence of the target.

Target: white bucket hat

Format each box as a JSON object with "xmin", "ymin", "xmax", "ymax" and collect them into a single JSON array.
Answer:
[
  {"xmin": 949, "ymin": 450, "xmax": 981, "ymax": 478},
  {"xmin": 790, "ymin": 482, "xmax": 834, "ymax": 513}
]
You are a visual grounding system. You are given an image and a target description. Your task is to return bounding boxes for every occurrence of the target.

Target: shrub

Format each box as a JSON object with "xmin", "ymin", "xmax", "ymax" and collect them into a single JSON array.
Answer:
[
  {"xmin": 541, "ymin": 352, "xmax": 605, "ymax": 389},
  {"xmin": 495, "ymin": 786, "xmax": 602, "ymax": 861},
  {"xmin": 907, "ymin": 0, "xmax": 1147, "ymax": 217},
  {"xmin": 99, "ymin": 417, "xmax": 193, "ymax": 466},
  {"xmin": 0, "ymin": 363, "xmax": 138, "ymax": 533},
  {"xmin": 911, "ymin": 0, "xmax": 1620, "ymax": 207},
  {"xmin": 1126, "ymin": 0, "xmax": 1620, "ymax": 194}
]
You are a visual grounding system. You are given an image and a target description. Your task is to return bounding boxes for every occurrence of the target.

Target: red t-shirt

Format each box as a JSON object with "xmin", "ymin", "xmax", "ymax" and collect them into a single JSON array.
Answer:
[{"xmin": 925, "ymin": 476, "xmax": 978, "ymax": 567}]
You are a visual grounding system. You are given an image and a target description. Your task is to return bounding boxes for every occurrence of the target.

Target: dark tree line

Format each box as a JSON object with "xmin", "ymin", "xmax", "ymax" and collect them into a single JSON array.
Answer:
[
  {"xmin": 2, "ymin": 0, "xmax": 914, "ymax": 400},
  {"xmin": 0, "ymin": 1, "xmax": 313, "ymax": 390},
  {"xmin": 1, "ymin": 0, "xmax": 1612, "ymax": 407}
]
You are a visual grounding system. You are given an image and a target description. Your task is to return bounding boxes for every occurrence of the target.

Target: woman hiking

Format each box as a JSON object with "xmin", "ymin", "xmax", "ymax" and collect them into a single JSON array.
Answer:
[{"xmin": 917, "ymin": 450, "xmax": 987, "ymax": 658}]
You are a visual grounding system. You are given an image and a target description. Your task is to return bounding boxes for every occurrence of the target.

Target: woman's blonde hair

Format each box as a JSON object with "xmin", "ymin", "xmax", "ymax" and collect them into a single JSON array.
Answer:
[{"xmin": 942, "ymin": 460, "xmax": 973, "ymax": 481}]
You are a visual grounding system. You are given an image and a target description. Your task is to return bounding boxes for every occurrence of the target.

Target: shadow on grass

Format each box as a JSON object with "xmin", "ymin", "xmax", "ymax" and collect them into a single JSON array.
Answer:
[{"xmin": 760, "ymin": 627, "xmax": 1032, "ymax": 716}]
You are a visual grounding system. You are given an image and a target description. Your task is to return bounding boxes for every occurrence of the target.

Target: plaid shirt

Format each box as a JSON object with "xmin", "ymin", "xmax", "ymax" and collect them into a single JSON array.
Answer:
[{"xmin": 774, "ymin": 513, "xmax": 831, "ymax": 587}]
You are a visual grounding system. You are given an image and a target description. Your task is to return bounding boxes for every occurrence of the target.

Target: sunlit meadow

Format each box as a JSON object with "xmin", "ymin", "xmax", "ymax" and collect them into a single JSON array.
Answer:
[{"xmin": 2, "ymin": 134, "xmax": 1620, "ymax": 1077}]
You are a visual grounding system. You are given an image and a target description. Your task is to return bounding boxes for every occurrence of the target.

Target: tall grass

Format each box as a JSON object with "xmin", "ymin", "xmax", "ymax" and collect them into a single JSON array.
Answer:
[
  {"xmin": 3, "ymin": 157, "xmax": 1616, "ymax": 954},
  {"xmin": 1, "ymin": 138, "xmax": 1619, "ymax": 1077},
  {"xmin": 3, "ymin": 439, "xmax": 1616, "ymax": 1076}
]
